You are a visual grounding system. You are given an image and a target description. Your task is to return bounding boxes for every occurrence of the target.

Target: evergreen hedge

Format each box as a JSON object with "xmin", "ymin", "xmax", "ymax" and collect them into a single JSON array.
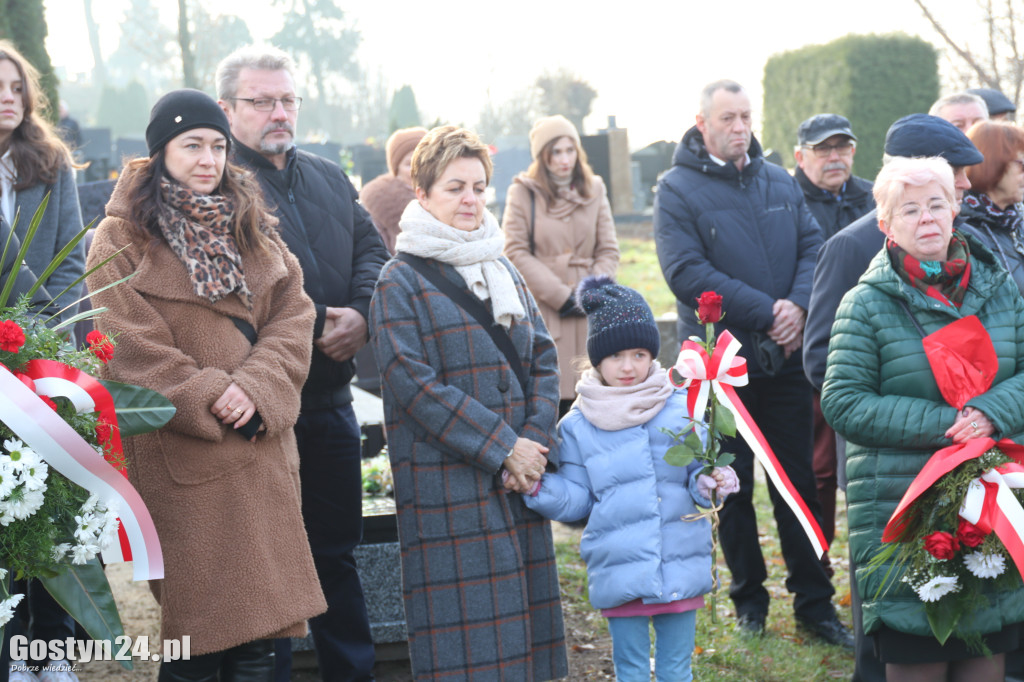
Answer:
[{"xmin": 762, "ymin": 33, "xmax": 938, "ymax": 181}]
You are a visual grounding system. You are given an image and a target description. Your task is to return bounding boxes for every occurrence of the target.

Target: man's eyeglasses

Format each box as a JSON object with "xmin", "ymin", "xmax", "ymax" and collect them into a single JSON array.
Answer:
[
  {"xmin": 229, "ymin": 97, "xmax": 303, "ymax": 111},
  {"xmin": 803, "ymin": 141, "xmax": 855, "ymax": 158}
]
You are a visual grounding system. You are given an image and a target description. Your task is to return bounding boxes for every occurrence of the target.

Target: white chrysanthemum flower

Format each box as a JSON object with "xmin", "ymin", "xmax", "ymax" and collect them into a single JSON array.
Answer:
[
  {"xmin": 20, "ymin": 458, "xmax": 48, "ymax": 491},
  {"xmin": 70, "ymin": 542, "xmax": 99, "ymax": 565},
  {"xmin": 73, "ymin": 512, "xmax": 97, "ymax": 541},
  {"xmin": 97, "ymin": 510, "xmax": 121, "ymax": 550},
  {"xmin": 80, "ymin": 493, "xmax": 100, "ymax": 514},
  {"xmin": 0, "ymin": 593, "xmax": 24, "ymax": 626},
  {"xmin": 4, "ymin": 487, "xmax": 44, "ymax": 520},
  {"xmin": 965, "ymin": 551, "xmax": 1007, "ymax": 579},
  {"xmin": 0, "ymin": 567, "xmax": 6, "ymax": 580},
  {"xmin": 3, "ymin": 438, "xmax": 26, "ymax": 455},
  {"xmin": 0, "ymin": 505, "xmax": 13, "ymax": 526},
  {"xmin": 916, "ymin": 575, "xmax": 960, "ymax": 602},
  {"xmin": 0, "ymin": 468, "xmax": 15, "ymax": 499},
  {"xmin": 51, "ymin": 543, "xmax": 72, "ymax": 562}
]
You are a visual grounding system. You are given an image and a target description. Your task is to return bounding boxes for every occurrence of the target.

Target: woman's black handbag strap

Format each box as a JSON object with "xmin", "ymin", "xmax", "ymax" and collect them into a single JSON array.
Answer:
[
  {"xmin": 396, "ymin": 252, "xmax": 529, "ymax": 394},
  {"xmin": 895, "ymin": 297, "xmax": 928, "ymax": 338}
]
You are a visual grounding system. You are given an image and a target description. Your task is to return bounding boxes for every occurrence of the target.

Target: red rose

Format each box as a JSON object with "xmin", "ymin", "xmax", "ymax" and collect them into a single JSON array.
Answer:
[
  {"xmin": 86, "ymin": 330, "xmax": 114, "ymax": 363},
  {"xmin": 924, "ymin": 531, "xmax": 960, "ymax": 560},
  {"xmin": 696, "ymin": 291, "xmax": 723, "ymax": 324},
  {"xmin": 0, "ymin": 319, "xmax": 26, "ymax": 353},
  {"xmin": 957, "ymin": 519, "xmax": 987, "ymax": 548}
]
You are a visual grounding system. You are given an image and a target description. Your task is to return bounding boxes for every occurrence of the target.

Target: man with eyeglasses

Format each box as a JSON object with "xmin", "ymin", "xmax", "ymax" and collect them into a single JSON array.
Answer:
[
  {"xmin": 793, "ymin": 114, "xmax": 877, "ymax": 593},
  {"xmin": 804, "ymin": 113, "xmax": 984, "ymax": 682},
  {"xmin": 794, "ymin": 114, "xmax": 876, "ymax": 240},
  {"xmin": 216, "ymin": 45, "xmax": 388, "ymax": 682}
]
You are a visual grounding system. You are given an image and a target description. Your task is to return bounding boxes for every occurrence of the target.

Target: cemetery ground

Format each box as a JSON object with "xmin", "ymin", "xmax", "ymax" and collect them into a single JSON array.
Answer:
[
  {"xmin": 89, "ymin": 469, "xmax": 855, "ymax": 682},
  {"xmin": 86, "ymin": 232, "xmax": 856, "ymax": 680}
]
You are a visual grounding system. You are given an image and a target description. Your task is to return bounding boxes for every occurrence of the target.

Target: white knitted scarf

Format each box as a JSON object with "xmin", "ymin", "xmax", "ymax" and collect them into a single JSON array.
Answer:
[
  {"xmin": 575, "ymin": 362, "xmax": 674, "ymax": 431},
  {"xmin": 396, "ymin": 200, "xmax": 526, "ymax": 329}
]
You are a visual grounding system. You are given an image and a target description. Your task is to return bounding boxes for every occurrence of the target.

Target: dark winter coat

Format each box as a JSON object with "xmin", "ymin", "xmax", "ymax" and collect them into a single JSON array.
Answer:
[
  {"xmin": 822, "ymin": 231, "xmax": 1024, "ymax": 638},
  {"xmin": 958, "ymin": 192, "xmax": 1024, "ymax": 297},
  {"xmin": 6, "ymin": 165, "xmax": 85, "ymax": 320},
  {"xmin": 654, "ymin": 126, "xmax": 823, "ymax": 377},
  {"xmin": 803, "ymin": 209, "xmax": 884, "ymax": 390},
  {"xmin": 231, "ymin": 142, "xmax": 388, "ymax": 398},
  {"xmin": 370, "ymin": 256, "xmax": 568, "ymax": 680},
  {"xmin": 794, "ymin": 166, "xmax": 876, "ymax": 240}
]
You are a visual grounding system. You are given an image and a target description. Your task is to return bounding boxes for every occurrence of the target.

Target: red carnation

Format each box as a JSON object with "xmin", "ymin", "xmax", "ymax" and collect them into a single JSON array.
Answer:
[
  {"xmin": 957, "ymin": 519, "xmax": 987, "ymax": 548},
  {"xmin": 924, "ymin": 531, "xmax": 960, "ymax": 560},
  {"xmin": 696, "ymin": 291, "xmax": 723, "ymax": 324},
  {"xmin": 0, "ymin": 319, "xmax": 26, "ymax": 352},
  {"xmin": 86, "ymin": 330, "xmax": 114, "ymax": 363},
  {"xmin": 40, "ymin": 395, "xmax": 58, "ymax": 412}
]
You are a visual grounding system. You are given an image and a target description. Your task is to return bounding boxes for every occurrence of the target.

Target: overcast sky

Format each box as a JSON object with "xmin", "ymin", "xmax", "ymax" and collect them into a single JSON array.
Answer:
[{"xmin": 45, "ymin": 0, "xmax": 976, "ymax": 149}]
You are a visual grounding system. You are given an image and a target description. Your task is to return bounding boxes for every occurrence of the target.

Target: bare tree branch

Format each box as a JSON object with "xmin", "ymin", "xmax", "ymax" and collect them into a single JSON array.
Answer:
[{"xmin": 913, "ymin": 0, "xmax": 994, "ymax": 86}]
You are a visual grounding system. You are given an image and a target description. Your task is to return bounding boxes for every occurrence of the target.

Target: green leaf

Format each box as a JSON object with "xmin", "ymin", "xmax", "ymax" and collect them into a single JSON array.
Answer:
[
  {"xmin": 683, "ymin": 430, "xmax": 704, "ymax": 454},
  {"xmin": 715, "ymin": 452, "xmax": 736, "ymax": 468},
  {"xmin": 926, "ymin": 601, "xmax": 961, "ymax": 646},
  {"xmin": 0, "ymin": 196, "xmax": 49, "ymax": 308},
  {"xmin": 664, "ymin": 444, "xmax": 696, "ymax": 468},
  {"xmin": 40, "ymin": 559, "xmax": 133, "ymax": 671},
  {"xmin": 98, "ymin": 379, "xmax": 176, "ymax": 436},
  {"xmin": 713, "ymin": 405, "xmax": 737, "ymax": 437}
]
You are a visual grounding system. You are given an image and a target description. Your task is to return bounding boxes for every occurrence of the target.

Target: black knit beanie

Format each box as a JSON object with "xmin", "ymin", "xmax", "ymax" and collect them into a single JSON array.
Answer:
[
  {"xmin": 577, "ymin": 275, "xmax": 660, "ymax": 366},
  {"xmin": 146, "ymin": 89, "xmax": 231, "ymax": 156}
]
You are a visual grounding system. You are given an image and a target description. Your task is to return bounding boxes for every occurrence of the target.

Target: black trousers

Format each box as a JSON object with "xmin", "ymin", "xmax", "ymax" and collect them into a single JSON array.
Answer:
[
  {"xmin": 285, "ymin": 403, "xmax": 375, "ymax": 682},
  {"xmin": 158, "ymin": 640, "xmax": 274, "ymax": 682},
  {"xmin": 718, "ymin": 372, "xmax": 836, "ymax": 622}
]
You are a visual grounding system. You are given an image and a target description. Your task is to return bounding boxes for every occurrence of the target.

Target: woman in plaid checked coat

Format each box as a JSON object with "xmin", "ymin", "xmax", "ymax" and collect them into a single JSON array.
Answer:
[{"xmin": 370, "ymin": 126, "xmax": 568, "ymax": 680}]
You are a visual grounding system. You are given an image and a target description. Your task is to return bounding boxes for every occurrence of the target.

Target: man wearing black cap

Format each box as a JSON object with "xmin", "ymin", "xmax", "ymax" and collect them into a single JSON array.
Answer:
[
  {"xmin": 967, "ymin": 87, "xmax": 1017, "ymax": 122},
  {"xmin": 215, "ymin": 47, "xmax": 388, "ymax": 682},
  {"xmin": 803, "ymin": 113, "xmax": 984, "ymax": 682},
  {"xmin": 655, "ymin": 80, "xmax": 851, "ymax": 649},
  {"xmin": 793, "ymin": 113, "xmax": 877, "ymax": 589},
  {"xmin": 794, "ymin": 114, "xmax": 876, "ymax": 240}
]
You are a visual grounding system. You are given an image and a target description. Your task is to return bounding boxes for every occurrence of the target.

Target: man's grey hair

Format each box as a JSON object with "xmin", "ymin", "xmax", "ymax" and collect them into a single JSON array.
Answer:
[
  {"xmin": 216, "ymin": 45, "xmax": 296, "ymax": 101},
  {"xmin": 699, "ymin": 79, "xmax": 744, "ymax": 118},
  {"xmin": 928, "ymin": 92, "xmax": 989, "ymax": 118}
]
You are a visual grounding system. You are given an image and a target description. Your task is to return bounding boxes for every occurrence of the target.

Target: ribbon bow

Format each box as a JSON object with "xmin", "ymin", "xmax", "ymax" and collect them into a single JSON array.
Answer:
[
  {"xmin": 885, "ymin": 437, "xmax": 1024, "ymax": 577},
  {"xmin": 670, "ymin": 330, "xmax": 829, "ymax": 558},
  {"xmin": 0, "ymin": 360, "xmax": 163, "ymax": 581}
]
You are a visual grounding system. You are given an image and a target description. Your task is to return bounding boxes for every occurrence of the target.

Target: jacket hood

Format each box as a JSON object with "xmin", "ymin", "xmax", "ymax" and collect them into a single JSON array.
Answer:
[{"xmin": 671, "ymin": 125, "xmax": 765, "ymax": 179}]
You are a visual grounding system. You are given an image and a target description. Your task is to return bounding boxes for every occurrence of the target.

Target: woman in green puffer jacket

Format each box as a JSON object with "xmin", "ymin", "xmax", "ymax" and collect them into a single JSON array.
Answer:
[{"xmin": 822, "ymin": 156, "xmax": 1024, "ymax": 681}]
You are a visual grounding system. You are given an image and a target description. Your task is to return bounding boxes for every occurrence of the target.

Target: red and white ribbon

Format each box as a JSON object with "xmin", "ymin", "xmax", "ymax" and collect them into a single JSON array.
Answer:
[
  {"xmin": 0, "ymin": 361, "xmax": 162, "ymax": 580},
  {"xmin": 959, "ymin": 459, "xmax": 1024, "ymax": 576},
  {"xmin": 670, "ymin": 331, "xmax": 829, "ymax": 558}
]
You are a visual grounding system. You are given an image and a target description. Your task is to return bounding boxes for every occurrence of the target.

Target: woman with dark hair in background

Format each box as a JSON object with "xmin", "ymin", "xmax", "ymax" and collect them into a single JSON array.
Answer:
[
  {"xmin": 86, "ymin": 89, "xmax": 325, "ymax": 682},
  {"xmin": 503, "ymin": 115, "xmax": 619, "ymax": 417},
  {"xmin": 0, "ymin": 39, "xmax": 86, "ymax": 682}
]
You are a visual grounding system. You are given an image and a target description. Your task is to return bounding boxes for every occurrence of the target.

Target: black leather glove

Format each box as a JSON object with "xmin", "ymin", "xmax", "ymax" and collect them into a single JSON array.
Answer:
[{"xmin": 558, "ymin": 295, "xmax": 586, "ymax": 318}]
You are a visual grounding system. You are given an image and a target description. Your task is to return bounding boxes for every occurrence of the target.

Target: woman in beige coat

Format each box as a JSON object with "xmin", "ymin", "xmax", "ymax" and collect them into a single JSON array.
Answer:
[
  {"xmin": 503, "ymin": 115, "xmax": 619, "ymax": 415},
  {"xmin": 86, "ymin": 90, "xmax": 325, "ymax": 682}
]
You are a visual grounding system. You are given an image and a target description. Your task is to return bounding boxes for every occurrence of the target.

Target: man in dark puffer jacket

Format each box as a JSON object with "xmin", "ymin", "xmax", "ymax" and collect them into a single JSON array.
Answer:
[
  {"xmin": 217, "ymin": 46, "xmax": 388, "ymax": 682},
  {"xmin": 654, "ymin": 79, "xmax": 849, "ymax": 648}
]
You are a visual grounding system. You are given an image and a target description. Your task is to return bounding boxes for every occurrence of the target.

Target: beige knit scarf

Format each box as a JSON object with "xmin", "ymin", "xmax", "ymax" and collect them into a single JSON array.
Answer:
[
  {"xmin": 396, "ymin": 200, "xmax": 525, "ymax": 329},
  {"xmin": 575, "ymin": 362, "xmax": 674, "ymax": 431}
]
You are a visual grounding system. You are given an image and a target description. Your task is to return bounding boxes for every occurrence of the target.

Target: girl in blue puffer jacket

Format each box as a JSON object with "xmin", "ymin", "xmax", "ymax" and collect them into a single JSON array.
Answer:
[{"xmin": 523, "ymin": 275, "xmax": 738, "ymax": 682}]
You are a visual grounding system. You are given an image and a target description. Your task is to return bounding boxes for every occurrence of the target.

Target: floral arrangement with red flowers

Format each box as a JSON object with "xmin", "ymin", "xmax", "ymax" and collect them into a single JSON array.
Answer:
[
  {"xmin": 0, "ymin": 200, "xmax": 174, "ymax": 668},
  {"xmin": 870, "ymin": 446, "xmax": 1024, "ymax": 647}
]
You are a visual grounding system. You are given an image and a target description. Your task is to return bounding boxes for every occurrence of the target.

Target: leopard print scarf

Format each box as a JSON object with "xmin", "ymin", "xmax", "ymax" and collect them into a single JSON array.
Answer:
[{"xmin": 159, "ymin": 180, "xmax": 252, "ymax": 308}]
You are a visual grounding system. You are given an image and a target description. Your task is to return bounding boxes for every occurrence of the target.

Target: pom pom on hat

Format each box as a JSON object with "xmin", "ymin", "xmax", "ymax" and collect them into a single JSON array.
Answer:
[{"xmin": 576, "ymin": 275, "xmax": 660, "ymax": 366}]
